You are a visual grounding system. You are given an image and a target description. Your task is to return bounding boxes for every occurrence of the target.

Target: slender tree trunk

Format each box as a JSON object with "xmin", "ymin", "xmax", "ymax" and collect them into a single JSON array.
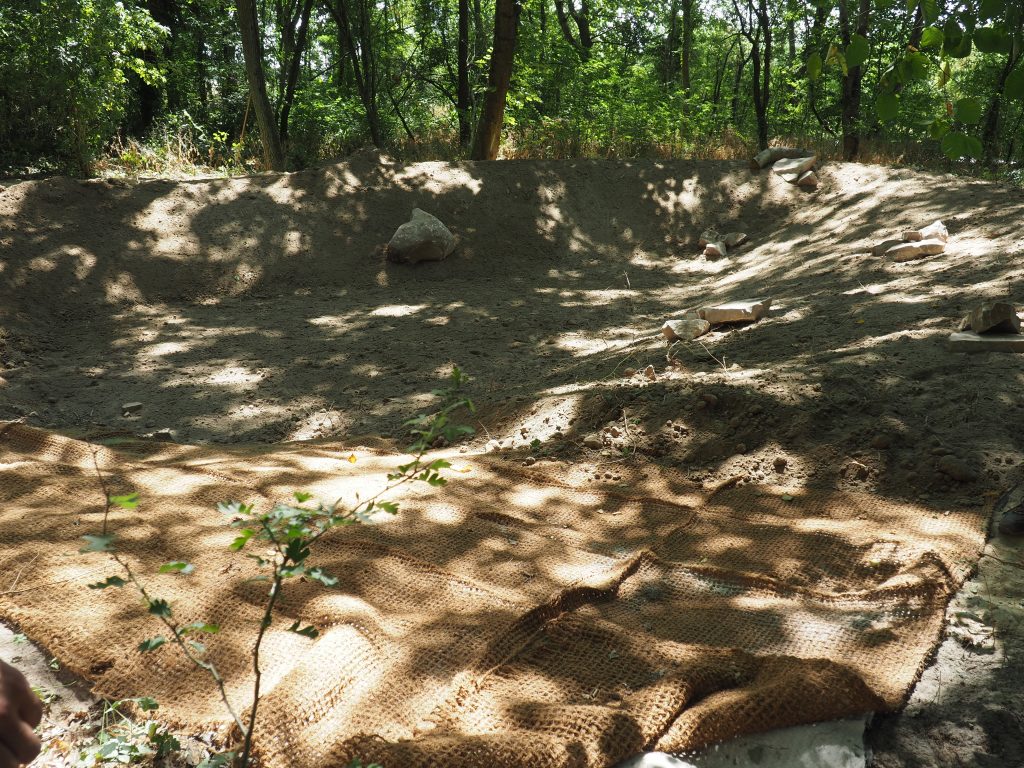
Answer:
[
  {"xmin": 471, "ymin": 0, "xmax": 519, "ymax": 160},
  {"xmin": 839, "ymin": 0, "xmax": 870, "ymax": 160},
  {"xmin": 981, "ymin": 42, "xmax": 1023, "ymax": 164},
  {"xmin": 237, "ymin": 0, "xmax": 286, "ymax": 169},
  {"xmin": 458, "ymin": 0, "xmax": 472, "ymax": 147},
  {"xmin": 328, "ymin": 0, "xmax": 383, "ymax": 147},
  {"xmin": 664, "ymin": 0, "xmax": 680, "ymax": 84},
  {"xmin": 681, "ymin": 0, "xmax": 695, "ymax": 91},
  {"xmin": 279, "ymin": 0, "xmax": 315, "ymax": 143}
]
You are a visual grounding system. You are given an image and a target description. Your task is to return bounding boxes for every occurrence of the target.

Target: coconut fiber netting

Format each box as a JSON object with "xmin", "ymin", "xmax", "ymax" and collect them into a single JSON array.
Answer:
[{"xmin": 0, "ymin": 422, "xmax": 988, "ymax": 767}]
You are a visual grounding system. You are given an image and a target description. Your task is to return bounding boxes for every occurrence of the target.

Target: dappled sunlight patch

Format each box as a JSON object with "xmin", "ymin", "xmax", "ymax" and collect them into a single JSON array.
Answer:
[{"xmin": 370, "ymin": 303, "xmax": 428, "ymax": 317}]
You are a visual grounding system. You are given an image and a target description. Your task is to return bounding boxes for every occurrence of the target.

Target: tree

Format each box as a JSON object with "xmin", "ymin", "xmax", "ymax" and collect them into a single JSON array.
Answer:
[
  {"xmin": 471, "ymin": 0, "xmax": 520, "ymax": 160},
  {"xmin": 236, "ymin": 0, "xmax": 286, "ymax": 169}
]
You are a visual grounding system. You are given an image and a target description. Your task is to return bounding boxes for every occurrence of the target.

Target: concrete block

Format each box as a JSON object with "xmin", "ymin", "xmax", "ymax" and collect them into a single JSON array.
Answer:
[
  {"xmin": 948, "ymin": 331, "xmax": 1024, "ymax": 353},
  {"xmin": 701, "ymin": 298, "xmax": 772, "ymax": 324},
  {"xmin": 662, "ymin": 318, "xmax": 711, "ymax": 342}
]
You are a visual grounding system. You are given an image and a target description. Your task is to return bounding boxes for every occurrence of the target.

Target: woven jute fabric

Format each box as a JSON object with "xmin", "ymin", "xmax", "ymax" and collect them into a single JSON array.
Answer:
[{"xmin": 0, "ymin": 422, "xmax": 988, "ymax": 767}]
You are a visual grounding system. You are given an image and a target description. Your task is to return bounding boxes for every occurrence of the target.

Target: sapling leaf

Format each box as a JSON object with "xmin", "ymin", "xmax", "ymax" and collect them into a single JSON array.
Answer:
[
  {"xmin": 109, "ymin": 493, "xmax": 140, "ymax": 510},
  {"xmin": 177, "ymin": 621, "xmax": 220, "ymax": 636},
  {"xmin": 88, "ymin": 575, "xmax": 128, "ymax": 589},
  {"xmin": 287, "ymin": 620, "xmax": 320, "ymax": 639},
  {"xmin": 294, "ymin": 491, "xmax": 313, "ymax": 503},
  {"xmin": 306, "ymin": 567, "xmax": 338, "ymax": 587},
  {"xmin": 137, "ymin": 697, "xmax": 159, "ymax": 711},
  {"xmin": 80, "ymin": 534, "xmax": 117, "ymax": 553},
  {"xmin": 230, "ymin": 529, "xmax": 255, "ymax": 551},
  {"xmin": 147, "ymin": 599, "xmax": 172, "ymax": 618},
  {"xmin": 138, "ymin": 636, "xmax": 167, "ymax": 652},
  {"xmin": 158, "ymin": 561, "xmax": 195, "ymax": 575}
]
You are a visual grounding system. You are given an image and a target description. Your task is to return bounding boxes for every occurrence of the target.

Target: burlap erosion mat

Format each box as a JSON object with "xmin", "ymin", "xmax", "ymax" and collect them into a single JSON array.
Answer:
[{"xmin": 0, "ymin": 422, "xmax": 988, "ymax": 767}]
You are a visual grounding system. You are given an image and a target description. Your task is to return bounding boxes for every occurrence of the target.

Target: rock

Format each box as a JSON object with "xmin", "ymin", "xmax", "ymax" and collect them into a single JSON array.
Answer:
[
  {"xmin": 700, "ymin": 298, "xmax": 772, "ymax": 324},
  {"xmin": 703, "ymin": 241, "xmax": 727, "ymax": 258},
  {"xmin": 662, "ymin": 318, "xmax": 711, "ymax": 342},
  {"xmin": 796, "ymin": 170, "xmax": 818, "ymax": 189},
  {"xmin": 884, "ymin": 238, "xmax": 946, "ymax": 262},
  {"xmin": 583, "ymin": 433, "xmax": 604, "ymax": 449},
  {"xmin": 962, "ymin": 302, "xmax": 1021, "ymax": 335},
  {"xmin": 750, "ymin": 147, "xmax": 812, "ymax": 171},
  {"xmin": 773, "ymin": 456, "xmax": 788, "ymax": 472},
  {"xmin": 121, "ymin": 402, "xmax": 143, "ymax": 416},
  {"xmin": 701, "ymin": 393, "xmax": 718, "ymax": 408},
  {"xmin": 385, "ymin": 208, "xmax": 456, "ymax": 264},
  {"xmin": 777, "ymin": 172, "xmax": 800, "ymax": 184},
  {"xmin": 723, "ymin": 232, "xmax": 748, "ymax": 248},
  {"xmin": 870, "ymin": 434, "xmax": 893, "ymax": 450},
  {"xmin": 937, "ymin": 454, "xmax": 978, "ymax": 483},
  {"xmin": 901, "ymin": 229, "xmax": 923, "ymax": 242},
  {"xmin": 623, "ymin": 367, "xmax": 637, "ymax": 377},
  {"xmin": 772, "ymin": 155, "xmax": 817, "ymax": 176},
  {"xmin": 643, "ymin": 365, "xmax": 657, "ymax": 381},
  {"xmin": 699, "ymin": 229, "xmax": 720, "ymax": 247},
  {"xmin": 919, "ymin": 219, "xmax": 949, "ymax": 242},
  {"xmin": 871, "ymin": 238, "xmax": 904, "ymax": 257},
  {"xmin": 947, "ymin": 331, "xmax": 1024, "ymax": 353}
]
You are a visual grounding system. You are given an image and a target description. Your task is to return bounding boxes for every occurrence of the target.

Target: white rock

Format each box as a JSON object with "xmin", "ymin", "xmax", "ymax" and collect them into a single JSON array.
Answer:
[
  {"xmin": 796, "ymin": 170, "xmax": 818, "ymax": 189},
  {"xmin": 723, "ymin": 232, "xmax": 747, "ymax": 248},
  {"xmin": 960, "ymin": 302, "xmax": 1021, "ymax": 334},
  {"xmin": 583, "ymin": 433, "xmax": 604, "ymax": 449},
  {"xmin": 901, "ymin": 230, "xmax": 923, "ymax": 242},
  {"xmin": 778, "ymin": 172, "xmax": 800, "ymax": 184},
  {"xmin": 772, "ymin": 155, "xmax": 817, "ymax": 176},
  {"xmin": 919, "ymin": 219, "xmax": 949, "ymax": 242},
  {"xmin": 386, "ymin": 208, "xmax": 457, "ymax": 264},
  {"xmin": 947, "ymin": 331, "xmax": 1024, "ymax": 353},
  {"xmin": 750, "ymin": 147, "xmax": 812, "ymax": 171},
  {"xmin": 662, "ymin": 318, "xmax": 711, "ymax": 342},
  {"xmin": 703, "ymin": 241, "xmax": 727, "ymax": 258},
  {"xmin": 701, "ymin": 298, "xmax": 772, "ymax": 324},
  {"xmin": 698, "ymin": 229, "xmax": 720, "ymax": 247},
  {"xmin": 884, "ymin": 238, "xmax": 946, "ymax": 262},
  {"xmin": 871, "ymin": 238, "xmax": 904, "ymax": 257},
  {"xmin": 121, "ymin": 402, "xmax": 143, "ymax": 416}
]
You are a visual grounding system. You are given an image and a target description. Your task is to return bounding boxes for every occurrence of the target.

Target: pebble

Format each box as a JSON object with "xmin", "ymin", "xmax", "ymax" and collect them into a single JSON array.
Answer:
[
  {"xmin": 121, "ymin": 401, "xmax": 143, "ymax": 416},
  {"xmin": 583, "ymin": 434, "xmax": 604, "ymax": 449},
  {"xmin": 773, "ymin": 456, "xmax": 788, "ymax": 472},
  {"xmin": 870, "ymin": 434, "xmax": 893, "ymax": 450},
  {"xmin": 937, "ymin": 455, "xmax": 978, "ymax": 483}
]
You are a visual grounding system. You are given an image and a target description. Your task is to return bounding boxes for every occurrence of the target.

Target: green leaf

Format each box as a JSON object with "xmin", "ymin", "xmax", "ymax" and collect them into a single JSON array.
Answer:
[
  {"xmin": 293, "ymin": 491, "xmax": 313, "ymax": 503},
  {"xmin": 137, "ymin": 697, "xmax": 159, "ymax": 711},
  {"xmin": 845, "ymin": 34, "xmax": 870, "ymax": 68},
  {"xmin": 80, "ymin": 534, "xmax": 117, "ymax": 553},
  {"xmin": 197, "ymin": 753, "xmax": 235, "ymax": 768},
  {"xmin": 147, "ymin": 599, "xmax": 172, "ymax": 618},
  {"xmin": 979, "ymin": 0, "xmax": 1003, "ymax": 21},
  {"xmin": 897, "ymin": 52, "xmax": 931, "ymax": 82},
  {"xmin": 230, "ymin": 528, "xmax": 256, "ymax": 551},
  {"xmin": 177, "ymin": 621, "xmax": 220, "ymax": 636},
  {"xmin": 376, "ymin": 501, "xmax": 399, "ymax": 514},
  {"xmin": 158, "ymin": 561, "xmax": 195, "ymax": 575},
  {"xmin": 919, "ymin": 26, "xmax": 944, "ymax": 50},
  {"xmin": 942, "ymin": 19, "xmax": 972, "ymax": 58},
  {"xmin": 138, "ymin": 636, "xmax": 167, "ymax": 652},
  {"xmin": 1007, "ymin": 67, "xmax": 1024, "ymax": 100},
  {"xmin": 109, "ymin": 493, "xmax": 140, "ymax": 510},
  {"xmin": 806, "ymin": 52, "xmax": 823, "ymax": 82},
  {"xmin": 287, "ymin": 620, "xmax": 320, "ymax": 639},
  {"xmin": 929, "ymin": 118, "xmax": 951, "ymax": 140},
  {"xmin": 88, "ymin": 575, "xmax": 128, "ymax": 589},
  {"xmin": 974, "ymin": 26, "xmax": 1011, "ymax": 53},
  {"xmin": 941, "ymin": 131, "xmax": 983, "ymax": 159},
  {"xmin": 921, "ymin": 0, "xmax": 939, "ymax": 24},
  {"xmin": 877, "ymin": 92, "xmax": 900, "ymax": 122},
  {"xmin": 306, "ymin": 567, "xmax": 338, "ymax": 587},
  {"xmin": 954, "ymin": 97, "xmax": 983, "ymax": 125}
]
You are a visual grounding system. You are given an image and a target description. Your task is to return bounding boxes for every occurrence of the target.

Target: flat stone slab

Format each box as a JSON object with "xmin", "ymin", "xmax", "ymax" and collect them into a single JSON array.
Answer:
[
  {"xmin": 797, "ymin": 170, "xmax": 819, "ymax": 188},
  {"xmin": 885, "ymin": 238, "xmax": 946, "ymax": 262},
  {"xmin": 773, "ymin": 155, "xmax": 817, "ymax": 176},
  {"xmin": 615, "ymin": 716, "xmax": 868, "ymax": 768},
  {"xmin": 948, "ymin": 331, "xmax": 1024, "ymax": 353},
  {"xmin": 701, "ymin": 298, "xmax": 772, "ymax": 324},
  {"xmin": 871, "ymin": 238, "xmax": 903, "ymax": 257},
  {"xmin": 750, "ymin": 146, "xmax": 812, "ymax": 171}
]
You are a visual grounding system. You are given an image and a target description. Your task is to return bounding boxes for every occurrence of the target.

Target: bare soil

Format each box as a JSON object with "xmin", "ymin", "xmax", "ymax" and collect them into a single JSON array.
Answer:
[{"xmin": 2, "ymin": 154, "xmax": 1024, "ymax": 766}]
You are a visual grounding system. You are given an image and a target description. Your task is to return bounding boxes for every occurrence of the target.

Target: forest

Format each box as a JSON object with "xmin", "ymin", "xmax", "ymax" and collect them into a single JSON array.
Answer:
[{"xmin": 1, "ymin": 0, "xmax": 1022, "ymax": 177}]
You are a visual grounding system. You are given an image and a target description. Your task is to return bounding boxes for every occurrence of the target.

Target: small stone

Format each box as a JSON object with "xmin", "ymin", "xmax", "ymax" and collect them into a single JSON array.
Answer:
[
  {"xmin": 523, "ymin": 456, "xmax": 537, "ymax": 466},
  {"xmin": 385, "ymin": 208, "xmax": 457, "ymax": 264},
  {"xmin": 919, "ymin": 219, "xmax": 948, "ymax": 243},
  {"xmin": 662, "ymin": 318, "xmax": 711, "ymax": 342},
  {"xmin": 796, "ymin": 170, "xmax": 818, "ymax": 189},
  {"xmin": 121, "ymin": 401, "xmax": 143, "ymax": 416},
  {"xmin": 884, "ymin": 239, "xmax": 946, "ymax": 262},
  {"xmin": 723, "ymin": 232, "xmax": 748, "ymax": 248},
  {"xmin": 700, "ymin": 298, "xmax": 772, "ymax": 324},
  {"xmin": 583, "ymin": 433, "xmax": 604, "ymax": 449},
  {"xmin": 871, "ymin": 238, "xmax": 904, "ymax": 257},
  {"xmin": 643, "ymin": 365, "xmax": 657, "ymax": 381},
  {"xmin": 962, "ymin": 302, "xmax": 1021, "ymax": 335},
  {"xmin": 486, "ymin": 439, "xmax": 501, "ymax": 452},
  {"xmin": 870, "ymin": 434, "xmax": 893, "ymax": 450},
  {"xmin": 773, "ymin": 155, "xmax": 817, "ymax": 176},
  {"xmin": 699, "ymin": 229, "xmax": 720, "ymax": 247},
  {"xmin": 701, "ymin": 393, "xmax": 718, "ymax": 408},
  {"xmin": 844, "ymin": 460, "xmax": 870, "ymax": 480},
  {"xmin": 623, "ymin": 367, "xmax": 637, "ymax": 377},
  {"xmin": 937, "ymin": 454, "xmax": 978, "ymax": 483},
  {"xmin": 703, "ymin": 241, "xmax": 727, "ymax": 258},
  {"xmin": 773, "ymin": 456, "xmax": 787, "ymax": 472},
  {"xmin": 901, "ymin": 229, "xmax": 923, "ymax": 242},
  {"xmin": 948, "ymin": 331, "xmax": 1024, "ymax": 353}
]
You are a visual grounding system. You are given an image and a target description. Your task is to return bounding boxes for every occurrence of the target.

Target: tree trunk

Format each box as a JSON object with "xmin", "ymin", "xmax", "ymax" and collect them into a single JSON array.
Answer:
[
  {"xmin": 681, "ymin": 0, "xmax": 695, "ymax": 91},
  {"xmin": 471, "ymin": 0, "xmax": 519, "ymax": 160},
  {"xmin": 838, "ymin": 0, "xmax": 870, "ymax": 161},
  {"xmin": 279, "ymin": 0, "xmax": 315, "ymax": 143},
  {"xmin": 327, "ymin": 0, "xmax": 383, "ymax": 147},
  {"xmin": 237, "ymin": 0, "xmax": 286, "ymax": 169},
  {"xmin": 458, "ymin": 0, "xmax": 472, "ymax": 147},
  {"xmin": 981, "ymin": 43, "xmax": 1022, "ymax": 164}
]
